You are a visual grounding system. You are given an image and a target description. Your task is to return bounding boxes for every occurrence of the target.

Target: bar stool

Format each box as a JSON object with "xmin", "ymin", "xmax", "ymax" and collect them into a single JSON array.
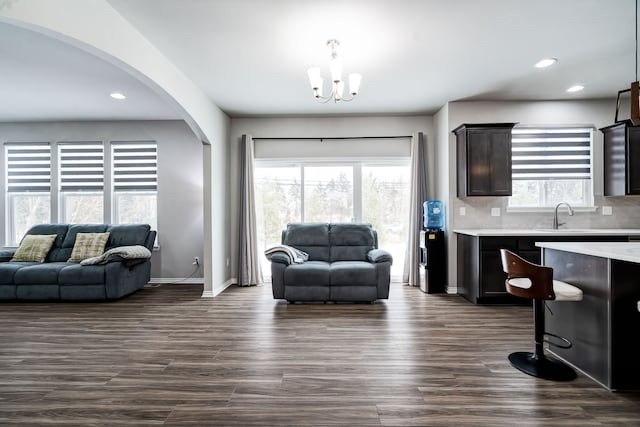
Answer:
[{"xmin": 500, "ymin": 249, "xmax": 583, "ymax": 381}]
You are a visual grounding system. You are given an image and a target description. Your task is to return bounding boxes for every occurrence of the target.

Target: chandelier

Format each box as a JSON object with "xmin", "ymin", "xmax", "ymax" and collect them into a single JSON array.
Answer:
[{"xmin": 307, "ymin": 39, "xmax": 362, "ymax": 103}]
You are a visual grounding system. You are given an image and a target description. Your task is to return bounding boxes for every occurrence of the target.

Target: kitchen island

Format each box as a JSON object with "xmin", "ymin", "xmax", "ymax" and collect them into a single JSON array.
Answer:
[{"xmin": 537, "ymin": 241, "xmax": 640, "ymax": 391}]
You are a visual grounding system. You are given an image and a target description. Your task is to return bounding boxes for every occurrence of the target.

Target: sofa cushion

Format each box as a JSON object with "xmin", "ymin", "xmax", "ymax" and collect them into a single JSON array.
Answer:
[
  {"xmin": 0, "ymin": 284, "xmax": 16, "ymax": 299},
  {"xmin": 283, "ymin": 223, "xmax": 330, "ymax": 262},
  {"xmin": 11, "ymin": 234, "xmax": 57, "ymax": 262},
  {"xmin": 284, "ymin": 261, "xmax": 330, "ymax": 286},
  {"xmin": 330, "ymin": 261, "xmax": 377, "ymax": 286},
  {"xmin": 59, "ymin": 264, "xmax": 106, "ymax": 285},
  {"xmin": 24, "ymin": 224, "xmax": 68, "ymax": 250},
  {"xmin": 0, "ymin": 262, "xmax": 36, "ymax": 284},
  {"xmin": 14, "ymin": 262, "xmax": 70, "ymax": 285},
  {"xmin": 329, "ymin": 223, "xmax": 376, "ymax": 262},
  {"xmin": 62, "ymin": 224, "xmax": 109, "ymax": 248},
  {"xmin": 67, "ymin": 232, "xmax": 110, "ymax": 263},
  {"xmin": 106, "ymin": 224, "xmax": 151, "ymax": 248},
  {"xmin": 16, "ymin": 284, "xmax": 59, "ymax": 300}
]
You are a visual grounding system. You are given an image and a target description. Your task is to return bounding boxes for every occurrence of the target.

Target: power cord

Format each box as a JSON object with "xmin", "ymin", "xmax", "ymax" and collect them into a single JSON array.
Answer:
[{"xmin": 146, "ymin": 260, "xmax": 202, "ymax": 286}]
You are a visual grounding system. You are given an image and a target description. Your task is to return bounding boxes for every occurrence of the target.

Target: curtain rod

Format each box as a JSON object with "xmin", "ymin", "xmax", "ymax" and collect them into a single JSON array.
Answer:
[{"xmin": 252, "ymin": 135, "xmax": 412, "ymax": 141}]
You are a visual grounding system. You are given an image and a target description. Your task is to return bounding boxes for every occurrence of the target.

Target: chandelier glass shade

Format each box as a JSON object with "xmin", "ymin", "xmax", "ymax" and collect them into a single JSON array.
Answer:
[{"xmin": 307, "ymin": 39, "xmax": 361, "ymax": 103}]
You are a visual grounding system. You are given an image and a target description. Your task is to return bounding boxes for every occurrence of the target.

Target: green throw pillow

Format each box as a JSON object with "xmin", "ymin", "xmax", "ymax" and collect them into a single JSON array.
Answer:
[
  {"xmin": 67, "ymin": 232, "xmax": 110, "ymax": 263},
  {"xmin": 10, "ymin": 234, "xmax": 57, "ymax": 263}
]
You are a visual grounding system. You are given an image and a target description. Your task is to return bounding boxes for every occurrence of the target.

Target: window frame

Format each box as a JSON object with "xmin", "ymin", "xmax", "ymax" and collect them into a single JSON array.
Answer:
[
  {"xmin": 3, "ymin": 140, "xmax": 159, "ymax": 246},
  {"xmin": 110, "ymin": 141, "xmax": 158, "ymax": 227},
  {"xmin": 508, "ymin": 127, "xmax": 595, "ymax": 210},
  {"xmin": 58, "ymin": 142, "xmax": 105, "ymax": 224},
  {"xmin": 255, "ymin": 158, "xmax": 410, "ymax": 222},
  {"xmin": 254, "ymin": 158, "xmax": 411, "ymax": 279}
]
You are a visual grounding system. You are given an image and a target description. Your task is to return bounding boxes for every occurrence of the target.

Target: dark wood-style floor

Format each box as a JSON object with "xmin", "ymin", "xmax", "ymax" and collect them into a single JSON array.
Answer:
[{"xmin": 1, "ymin": 283, "xmax": 639, "ymax": 426}]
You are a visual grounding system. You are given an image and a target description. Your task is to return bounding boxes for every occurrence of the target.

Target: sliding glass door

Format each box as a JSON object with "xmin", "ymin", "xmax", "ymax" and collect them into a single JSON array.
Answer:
[
  {"xmin": 255, "ymin": 160, "xmax": 410, "ymax": 279},
  {"xmin": 362, "ymin": 164, "xmax": 410, "ymax": 276}
]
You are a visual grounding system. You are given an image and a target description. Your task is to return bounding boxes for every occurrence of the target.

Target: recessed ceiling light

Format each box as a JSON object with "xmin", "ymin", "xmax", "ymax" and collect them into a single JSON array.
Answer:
[
  {"xmin": 110, "ymin": 92, "xmax": 126, "ymax": 100},
  {"xmin": 566, "ymin": 85, "xmax": 584, "ymax": 93},
  {"xmin": 535, "ymin": 58, "xmax": 557, "ymax": 68}
]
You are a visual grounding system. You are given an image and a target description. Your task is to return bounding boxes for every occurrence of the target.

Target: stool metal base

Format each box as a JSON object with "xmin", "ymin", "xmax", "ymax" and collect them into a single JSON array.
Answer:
[{"xmin": 508, "ymin": 351, "xmax": 577, "ymax": 381}]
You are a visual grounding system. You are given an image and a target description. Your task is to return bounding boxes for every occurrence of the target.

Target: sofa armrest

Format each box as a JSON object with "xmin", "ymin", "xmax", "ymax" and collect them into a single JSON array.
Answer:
[
  {"xmin": 0, "ymin": 249, "xmax": 15, "ymax": 262},
  {"xmin": 269, "ymin": 252, "xmax": 292, "ymax": 265},
  {"xmin": 368, "ymin": 249, "xmax": 393, "ymax": 264}
]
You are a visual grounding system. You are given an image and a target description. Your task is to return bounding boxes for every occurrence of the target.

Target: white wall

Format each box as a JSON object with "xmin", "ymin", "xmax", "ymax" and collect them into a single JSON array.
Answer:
[
  {"xmin": 202, "ymin": 112, "xmax": 233, "ymax": 297},
  {"xmin": 438, "ymin": 100, "xmax": 640, "ymax": 292},
  {"xmin": 228, "ymin": 115, "xmax": 434, "ymax": 279},
  {"xmin": 0, "ymin": 120, "xmax": 206, "ymax": 280}
]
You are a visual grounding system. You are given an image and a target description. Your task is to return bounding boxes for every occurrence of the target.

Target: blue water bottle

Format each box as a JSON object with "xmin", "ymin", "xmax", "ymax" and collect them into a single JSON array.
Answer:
[{"xmin": 424, "ymin": 200, "xmax": 444, "ymax": 230}]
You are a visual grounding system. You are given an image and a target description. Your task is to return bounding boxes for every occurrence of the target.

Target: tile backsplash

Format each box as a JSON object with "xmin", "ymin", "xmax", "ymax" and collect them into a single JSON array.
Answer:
[{"xmin": 452, "ymin": 196, "xmax": 640, "ymax": 230}]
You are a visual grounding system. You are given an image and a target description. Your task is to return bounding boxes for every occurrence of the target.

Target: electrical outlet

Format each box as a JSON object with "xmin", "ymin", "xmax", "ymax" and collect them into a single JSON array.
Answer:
[
  {"xmin": 193, "ymin": 256, "xmax": 200, "ymax": 265},
  {"xmin": 491, "ymin": 207, "xmax": 501, "ymax": 217},
  {"xmin": 459, "ymin": 207, "xmax": 466, "ymax": 216},
  {"xmin": 602, "ymin": 206, "xmax": 613, "ymax": 216},
  {"xmin": 226, "ymin": 257, "xmax": 230, "ymax": 267}
]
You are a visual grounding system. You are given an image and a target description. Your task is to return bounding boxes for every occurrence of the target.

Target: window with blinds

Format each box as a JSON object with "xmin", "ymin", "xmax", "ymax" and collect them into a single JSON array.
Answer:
[
  {"xmin": 509, "ymin": 127, "xmax": 593, "ymax": 208},
  {"xmin": 511, "ymin": 128, "xmax": 592, "ymax": 180},
  {"xmin": 111, "ymin": 142, "xmax": 158, "ymax": 230},
  {"xmin": 5, "ymin": 143, "xmax": 51, "ymax": 192},
  {"xmin": 112, "ymin": 142, "xmax": 157, "ymax": 191},
  {"xmin": 59, "ymin": 142, "xmax": 104, "ymax": 192},
  {"xmin": 58, "ymin": 142, "xmax": 105, "ymax": 224},
  {"xmin": 5, "ymin": 143, "xmax": 52, "ymax": 244}
]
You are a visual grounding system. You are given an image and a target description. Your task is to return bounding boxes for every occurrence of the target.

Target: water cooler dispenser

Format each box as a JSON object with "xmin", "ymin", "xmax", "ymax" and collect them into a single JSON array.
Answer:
[{"xmin": 419, "ymin": 200, "xmax": 446, "ymax": 293}]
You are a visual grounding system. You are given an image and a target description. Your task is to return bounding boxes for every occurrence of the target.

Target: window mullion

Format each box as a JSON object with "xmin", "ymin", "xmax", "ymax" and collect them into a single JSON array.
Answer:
[
  {"xmin": 300, "ymin": 164, "xmax": 305, "ymax": 222},
  {"xmin": 50, "ymin": 141, "xmax": 59, "ymax": 223},
  {"xmin": 353, "ymin": 163, "xmax": 362, "ymax": 222}
]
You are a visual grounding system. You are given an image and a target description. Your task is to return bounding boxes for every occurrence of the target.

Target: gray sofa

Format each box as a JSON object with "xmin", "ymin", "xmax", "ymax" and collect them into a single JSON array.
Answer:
[
  {"xmin": 0, "ymin": 223, "xmax": 156, "ymax": 301},
  {"xmin": 270, "ymin": 223, "xmax": 393, "ymax": 302}
]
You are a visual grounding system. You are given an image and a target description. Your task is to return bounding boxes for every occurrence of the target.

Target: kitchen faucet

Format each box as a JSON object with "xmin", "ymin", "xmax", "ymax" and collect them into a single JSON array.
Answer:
[{"xmin": 553, "ymin": 202, "xmax": 574, "ymax": 229}]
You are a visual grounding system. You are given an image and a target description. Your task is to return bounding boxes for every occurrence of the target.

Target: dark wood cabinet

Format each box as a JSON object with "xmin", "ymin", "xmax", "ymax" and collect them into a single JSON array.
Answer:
[
  {"xmin": 456, "ymin": 233, "xmax": 630, "ymax": 304},
  {"xmin": 601, "ymin": 121, "xmax": 640, "ymax": 196},
  {"xmin": 454, "ymin": 123, "xmax": 516, "ymax": 197}
]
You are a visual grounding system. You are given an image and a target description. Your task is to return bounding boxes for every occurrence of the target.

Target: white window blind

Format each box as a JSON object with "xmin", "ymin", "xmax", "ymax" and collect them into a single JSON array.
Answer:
[
  {"xmin": 5, "ymin": 143, "xmax": 51, "ymax": 192},
  {"xmin": 112, "ymin": 142, "xmax": 157, "ymax": 191},
  {"xmin": 254, "ymin": 137, "xmax": 411, "ymax": 159},
  {"xmin": 511, "ymin": 128, "xmax": 592, "ymax": 180},
  {"xmin": 59, "ymin": 142, "xmax": 104, "ymax": 191}
]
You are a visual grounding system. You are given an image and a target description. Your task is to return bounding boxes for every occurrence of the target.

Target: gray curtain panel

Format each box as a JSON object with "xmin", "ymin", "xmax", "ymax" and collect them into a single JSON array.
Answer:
[
  {"xmin": 238, "ymin": 134, "xmax": 264, "ymax": 286},
  {"xmin": 403, "ymin": 132, "xmax": 427, "ymax": 286}
]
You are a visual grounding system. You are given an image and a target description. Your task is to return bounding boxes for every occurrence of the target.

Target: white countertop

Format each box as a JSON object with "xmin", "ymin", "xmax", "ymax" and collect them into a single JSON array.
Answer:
[
  {"xmin": 453, "ymin": 228, "xmax": 640, "ymax": 237},
  {"xmin": 536, "ymin": 242, "xmax": 640, "ymax": 264}
]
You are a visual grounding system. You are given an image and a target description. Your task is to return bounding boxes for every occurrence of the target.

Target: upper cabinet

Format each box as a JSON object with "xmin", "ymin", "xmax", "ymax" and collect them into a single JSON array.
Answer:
[
  {"xmin": 454, "ymin": 123, "xmax": 516, "ymax": 197},
  {"xmin": 601, "ymin": 121, "xmax": 640, "ymax": 196}
]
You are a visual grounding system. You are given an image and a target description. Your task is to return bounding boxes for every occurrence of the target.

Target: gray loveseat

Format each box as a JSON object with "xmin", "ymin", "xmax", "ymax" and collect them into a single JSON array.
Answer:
[
  {"xmin": 0, "ymin": 223, "xmax": 156, "ymax": 301},
  {"xmin": 270, "ymin": 223, "xmax": 393, "ymax": 302}
]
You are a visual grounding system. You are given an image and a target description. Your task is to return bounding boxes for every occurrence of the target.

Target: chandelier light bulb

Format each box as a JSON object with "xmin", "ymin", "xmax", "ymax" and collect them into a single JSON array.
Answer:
[
  {"xmin": 307, "ymin": 39, "xmax": 361, "ymax": 103},
  {"xmin": 348, "ymin": 73, "xmax": 362, "ymax": 96},
  {"xmin": 307, "ymin": 67, "xmax": 321, "ymax": 89}
]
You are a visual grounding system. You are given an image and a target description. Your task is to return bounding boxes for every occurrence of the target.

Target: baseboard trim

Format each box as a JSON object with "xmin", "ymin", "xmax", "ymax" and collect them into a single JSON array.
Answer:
[
  {"xmin": 150, "ymin": 277, "xmax": 204, "ymax": 285},
  {"xmin": 202, "ymin": 278, "xmax": 236, "ymax": 298}
]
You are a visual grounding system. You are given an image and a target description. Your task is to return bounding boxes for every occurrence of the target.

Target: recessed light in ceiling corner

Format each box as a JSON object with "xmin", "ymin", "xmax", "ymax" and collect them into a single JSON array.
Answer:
[
  {"xmin": 534, "ymin": 58, "xmax": 557, "ymax": 68},
  {"xmin": 566, "ymin": 85, "xmax": 584, "ymax": 93},
  {"xmin": 110, "ymin": 92, "xmax": 126, "ymax": 100}
]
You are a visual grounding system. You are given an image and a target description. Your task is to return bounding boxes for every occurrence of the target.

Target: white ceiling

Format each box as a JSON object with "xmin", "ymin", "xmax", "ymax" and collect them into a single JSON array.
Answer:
[{"xmin": 1, "ymin": 0, "xmax": 636, "ymax": 121}]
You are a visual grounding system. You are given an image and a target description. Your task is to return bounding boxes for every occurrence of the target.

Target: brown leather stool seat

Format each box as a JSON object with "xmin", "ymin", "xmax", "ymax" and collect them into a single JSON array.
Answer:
[{"xmin": 500, "ymin": 249, "xmax": 583, "ymax": 381}]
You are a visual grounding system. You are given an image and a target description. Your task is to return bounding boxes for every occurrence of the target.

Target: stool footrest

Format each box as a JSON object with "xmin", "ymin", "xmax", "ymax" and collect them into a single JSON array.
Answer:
[
  {"xmin": 509, "ymin": 352, "xmax": 576, "ymax": 381},
  {"xmin": 544, "ymin": 332, "xmax": 573, "ymax": 349}
]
